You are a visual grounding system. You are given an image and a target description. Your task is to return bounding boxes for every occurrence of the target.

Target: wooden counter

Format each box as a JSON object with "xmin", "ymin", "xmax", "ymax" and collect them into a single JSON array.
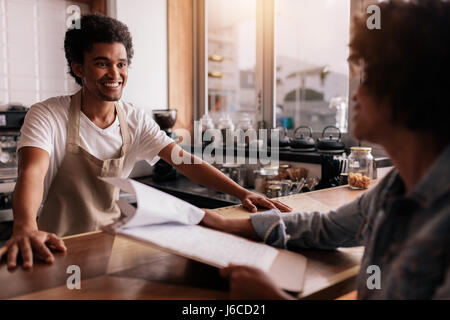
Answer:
[{"xmin": 0, "ymin": 184, "xmax": 374, "ymax": 300}]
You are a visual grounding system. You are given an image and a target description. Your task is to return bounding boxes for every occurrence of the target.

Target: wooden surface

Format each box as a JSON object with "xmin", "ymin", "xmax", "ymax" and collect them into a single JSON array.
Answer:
[
  {"xmin": 75, "ymin": 0, "xmax": 106, "ymax": 14},
  {"xmin": 168, "ymin": 0, "xmax": 194, "ymax": 137},
  {"xmin": 336, "ymin": 290, "xmax": 358, "ymax": 300},
  {"xmin": 0, "ymin": 184, "xmax": 373, "ymax": 300}
]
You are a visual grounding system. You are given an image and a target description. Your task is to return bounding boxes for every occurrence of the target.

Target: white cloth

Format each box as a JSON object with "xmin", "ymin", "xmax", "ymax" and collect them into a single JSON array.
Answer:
[{"xmin": 17, "ymin": 95, "xmax": 174, "ymax": 201}]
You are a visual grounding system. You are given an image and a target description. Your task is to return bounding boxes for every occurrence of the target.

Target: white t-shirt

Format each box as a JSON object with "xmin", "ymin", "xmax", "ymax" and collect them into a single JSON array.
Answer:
[{"xmin": 17, "ymin": 95, "xmax": 174, "ymax": 201}]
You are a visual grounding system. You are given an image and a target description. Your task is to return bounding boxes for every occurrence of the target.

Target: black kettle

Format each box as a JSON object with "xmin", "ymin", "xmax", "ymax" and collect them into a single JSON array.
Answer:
[
  {"xmin": 290, "ymin": 126, "xmax": 316, "ymax": 152},
  {"xmin": 269, "ymin": 127, "xmax": 291, "ymax": 149},
  {"xmin": 316, "ymin": 126, "xmax": 346, "ymax": 153}
]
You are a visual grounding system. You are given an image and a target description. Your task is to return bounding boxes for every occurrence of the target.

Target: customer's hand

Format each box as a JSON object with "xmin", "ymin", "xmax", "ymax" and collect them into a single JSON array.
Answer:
[
  {"xmin": 200, "ymin": 209, "xmax": 227, "ymax": 231},
  {"xmin": 200, "ymin": 209, "xmax": 260, "ymax": 240},
  {"xmin": 220, "ymin": 265, "xmax": 294, "ymax": 300},
  {"xmin": 0, "ymin": 227, "xmax": 67, "ymax": 270},
  {"xmin": 239, "ymin": 191, "xmax": 292, "ymax": 213}
]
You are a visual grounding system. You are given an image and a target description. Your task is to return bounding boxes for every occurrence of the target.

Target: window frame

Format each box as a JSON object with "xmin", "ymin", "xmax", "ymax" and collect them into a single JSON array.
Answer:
[{"xmin": 194, "ymin": 0, "xmax": 387, "ymax": 157}]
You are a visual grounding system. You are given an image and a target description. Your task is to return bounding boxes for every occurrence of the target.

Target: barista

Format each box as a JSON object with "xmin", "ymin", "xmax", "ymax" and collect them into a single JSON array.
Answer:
[{"xmin": 0, "ymin": 14, "xmax": 291, "ymax": 270}]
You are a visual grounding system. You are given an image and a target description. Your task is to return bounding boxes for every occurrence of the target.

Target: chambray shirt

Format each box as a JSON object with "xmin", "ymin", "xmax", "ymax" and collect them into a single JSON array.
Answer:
[{"xmin": 251, "ymin": 144, "xmax": 450, "ymax": 299}]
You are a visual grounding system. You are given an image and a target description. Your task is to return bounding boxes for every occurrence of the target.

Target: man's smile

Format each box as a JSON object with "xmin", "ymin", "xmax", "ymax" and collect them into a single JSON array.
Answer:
[{"xmin": 100, "ymin": 80, "xmax": 123, "ymax": 89}]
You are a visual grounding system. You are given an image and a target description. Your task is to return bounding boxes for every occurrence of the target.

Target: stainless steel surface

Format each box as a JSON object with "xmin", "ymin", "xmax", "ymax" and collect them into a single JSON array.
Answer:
[
  {"xmin": 0, "ymin": 209, "xmax": 13, "ymax": 222},
  {"xmin": 0, "ymin": 111, "xmax": 26, "ymax": 224},
  {"xmin": 0, "ymin": 181, "xmax": 15, "ymax": 193}
]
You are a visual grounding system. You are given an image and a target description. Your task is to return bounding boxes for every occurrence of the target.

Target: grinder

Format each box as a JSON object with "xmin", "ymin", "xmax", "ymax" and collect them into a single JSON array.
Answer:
[{"xmin": 152, "ymin": 109, "xmax": 179, "ymax": 182}]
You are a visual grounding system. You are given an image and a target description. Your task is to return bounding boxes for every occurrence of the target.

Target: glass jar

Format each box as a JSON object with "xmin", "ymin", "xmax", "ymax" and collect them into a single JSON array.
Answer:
[
  {"xmin": 200, "ymin": 114, "xmax": 215, "ymax": 146},
  {"xmin": 266, "ymin": 184, "xmax": 282, "ymax": 198},
  {"xmin": 348, "ymin": 147, "xmax": 373, "ymax": 189},
  {"xmin": 257, "ymin": 165, "xmax": 279, "ymax": 195},
  {"xmin": 253, "ymin": 169, "xmax": 265, "ymax": 193},
  {"xmin": 235, "ymin": 113, "xmax": 253, "ymax": 147},
  {"xmin": 217, "ymin": 113, "xmax": 235, "ymax": 147},
  {"xmin": 226, "ymin": 164, "xmax": 247, "ymax": 187},
  {"xmin": 277, "ymin": 164, "xmax": 291, "ymax": 180}
]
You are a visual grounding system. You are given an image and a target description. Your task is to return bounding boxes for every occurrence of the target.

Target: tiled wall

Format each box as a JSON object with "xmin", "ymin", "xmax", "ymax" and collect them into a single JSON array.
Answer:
[{"xmin": 0, "ymin": 0, "xmax": 89, "ymax": 108}]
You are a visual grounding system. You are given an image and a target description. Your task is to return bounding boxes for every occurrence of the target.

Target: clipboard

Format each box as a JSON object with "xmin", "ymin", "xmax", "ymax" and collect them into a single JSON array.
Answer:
[{"xmin": 102, "ymin": 177, "xmax": 307, "ymax": 293}]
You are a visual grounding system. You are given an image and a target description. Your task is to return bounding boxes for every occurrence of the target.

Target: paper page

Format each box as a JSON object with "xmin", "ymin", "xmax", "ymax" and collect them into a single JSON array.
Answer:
[
  {"xmin": 101, "ymin": 177, "xmax": 205, "ymax": 228},
  {"xmin": 119, "ymin": 224, "xmax": 279, "ymax": 273}
]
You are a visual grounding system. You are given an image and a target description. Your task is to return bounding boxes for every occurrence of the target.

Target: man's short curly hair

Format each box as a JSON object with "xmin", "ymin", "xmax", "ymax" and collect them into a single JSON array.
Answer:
[
  {"xmin": 64, "ymin": 14, "xmax": 134, "ymax": 85},
  {"xmin": 349, "ymin": 0, "xmax": 450, "ymax": 143}
]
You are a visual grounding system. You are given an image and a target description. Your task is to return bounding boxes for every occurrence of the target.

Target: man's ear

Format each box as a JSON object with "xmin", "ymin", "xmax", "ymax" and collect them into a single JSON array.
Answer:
[{"xmin": 71, "ymin": 61, "xmax": 84, "ymax": 79}]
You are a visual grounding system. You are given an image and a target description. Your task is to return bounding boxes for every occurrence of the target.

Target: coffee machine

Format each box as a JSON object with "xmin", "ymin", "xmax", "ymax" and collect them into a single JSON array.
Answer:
[
  {"xmin": 152, "ymin": 109, "xmax": 179, "ymax": 182},
  {"xmin": 0, "ymin": 107, "xmax": 28, "ymax": 242}
]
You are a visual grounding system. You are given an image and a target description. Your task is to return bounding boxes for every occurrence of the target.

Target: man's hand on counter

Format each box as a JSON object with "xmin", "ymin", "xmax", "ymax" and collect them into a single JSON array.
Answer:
[
  {"xmin": 239, "ymin": 191, "xmax": 292, "ymax": 213},
  {"xmin": 158, "ymin": 143, "xmax": 293, "ymax": 213},
  {"xmin": 0, "ymin": 227, "xmax": 67, "ymax": 270}
]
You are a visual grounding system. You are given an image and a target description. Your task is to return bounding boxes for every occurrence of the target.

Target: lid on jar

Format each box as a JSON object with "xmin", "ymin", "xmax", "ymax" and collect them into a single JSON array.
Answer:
[
  {"xmin": 268, "ymin": 185, "xmax": 282, "ymax": 190},
  {"xmin": 223, "ymin": 163, "xmax": 241, "ymax": 168},
  {"xmin": 350, "ymin": 147, "xmax": 372, "ymax": 152},
  {"xmin": 200, "ymin": 114, "xmax": 214, "ymax": 130},
  {"xmin": 236, "ymin": 113, "xmax": 253, "ymax": 129},
  {"xmin": 279, "ymin": 164, "xmax": 291, "ymax": 169},
  {"xmin": 263, "ymin": 164, "xmax": 279, "ymax": 170},
  {"xmin": 218, "ymin": 113, "xmax": 234, "ymax": 128}
]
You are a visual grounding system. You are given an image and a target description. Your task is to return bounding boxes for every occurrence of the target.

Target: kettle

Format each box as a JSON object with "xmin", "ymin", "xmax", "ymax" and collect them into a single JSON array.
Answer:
[
  {"xmin": 316, "ymin": 125, "xmax": 346, "ymax": 154},
  {"xmin": 290, "ymin": 126, "xmax": 316, "ymax": 152},
  {"xmin": 268, "ymin": 126, "xmax": 291, "ymax": 150}
]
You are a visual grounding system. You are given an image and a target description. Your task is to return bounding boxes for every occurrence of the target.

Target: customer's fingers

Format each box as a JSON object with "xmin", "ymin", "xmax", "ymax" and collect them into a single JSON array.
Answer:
[{"xmin": 18, "ymin": 238, "xmax": 33, "ymax": 269}]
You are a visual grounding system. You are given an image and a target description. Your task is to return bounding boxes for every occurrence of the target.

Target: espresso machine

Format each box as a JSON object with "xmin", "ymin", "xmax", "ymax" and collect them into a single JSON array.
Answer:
[
  {"xmin": 152, "ymin": 109, "xmax": 179, "ymax": 182},
  {"xmin": 0, "ymin": 107, "xmax": 28, "ymax": 242}
]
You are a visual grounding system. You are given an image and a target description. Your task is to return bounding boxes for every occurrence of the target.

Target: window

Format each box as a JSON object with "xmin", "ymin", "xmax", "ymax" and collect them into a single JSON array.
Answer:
[
  {"xmin": 275, "ymin": 0, "xmax": 350, "ymax": 134},
  {"xmin": 0, "ymin": 0, "xmax": 89, "ymax": 108},
  {"xmin": 206, "ymin": 0, "xmax": 257, "ymax": 126},
  {"xmin": 197, "ymin": 0, "xmax": 358, "ymax": 139}
]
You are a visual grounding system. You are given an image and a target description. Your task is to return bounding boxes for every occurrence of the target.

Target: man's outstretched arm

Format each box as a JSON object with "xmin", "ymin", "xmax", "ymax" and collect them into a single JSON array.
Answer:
[{"xmin": 0, "ymin": 147, "xmax": 66, "ymax": 270}]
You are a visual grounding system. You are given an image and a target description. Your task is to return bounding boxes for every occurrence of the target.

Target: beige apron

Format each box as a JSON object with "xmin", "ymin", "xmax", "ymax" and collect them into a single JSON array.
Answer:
[{"xmin": 38, "ymin": 90, "xmax": 131, "ymax": 237}]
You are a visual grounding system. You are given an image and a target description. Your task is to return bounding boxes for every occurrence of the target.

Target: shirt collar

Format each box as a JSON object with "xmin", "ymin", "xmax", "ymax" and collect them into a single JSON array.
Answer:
[
  {"xmin": 407, "ymin": 143, "xmax": 450, "ymax": 208},
  {"xmin": 381, "ymin": 169, "xmax": 406, "ymax": 208}
]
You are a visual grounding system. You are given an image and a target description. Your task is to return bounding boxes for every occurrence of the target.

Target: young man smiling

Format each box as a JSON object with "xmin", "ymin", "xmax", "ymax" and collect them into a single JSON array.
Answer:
[{"xmin": 0, "ymin": 14, "xmax": 290, "ymax": 270}]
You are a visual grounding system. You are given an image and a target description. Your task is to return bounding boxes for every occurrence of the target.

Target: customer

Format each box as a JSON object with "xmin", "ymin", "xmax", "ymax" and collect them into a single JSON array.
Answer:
[{"xmin": 202, "ymin": 0, "xmax": 450, "ymax": 299}]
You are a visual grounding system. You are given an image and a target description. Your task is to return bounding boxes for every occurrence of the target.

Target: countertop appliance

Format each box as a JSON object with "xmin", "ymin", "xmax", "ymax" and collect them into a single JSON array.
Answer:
[
  {"xmin": 0, "ymin": 108, "xmax": 27, "ymax": 241},
  {"xmin": 290, "ymin": 126, "xmax": 316, "ymax": 152},
  {"xmin": 316, "ymin": 125, "xmax": 346, "ymax": 154},
  {"xmin": 152, "ymin": 109, "xmax": 179, "ymax": 182},
  {"xmin": 268, "ymin": 126, "xmax": 291, "ymax": 150}
]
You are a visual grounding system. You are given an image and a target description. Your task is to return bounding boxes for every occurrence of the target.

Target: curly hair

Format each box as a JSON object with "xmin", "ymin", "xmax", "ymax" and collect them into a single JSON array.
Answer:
[
  {"xmin": 349, "ymin": 0, "xmax": 450, "ymax": 143},
  {"xmin": 64, "ymin": 14, "xmax": 134, "ymax": 85}
]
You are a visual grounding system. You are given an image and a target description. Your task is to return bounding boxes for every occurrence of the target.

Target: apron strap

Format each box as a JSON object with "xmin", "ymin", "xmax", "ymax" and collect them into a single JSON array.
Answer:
[
  {"xmin": 66, "ymin": 90, "xmax": 82, "ymax": 152},
  {"xmin": 115, "ymin": 101, "xmax": 131, "ymax": 155},
  {"xmin": 66, "ymin": 89, "xmax": 131, "ymax": 156}
]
